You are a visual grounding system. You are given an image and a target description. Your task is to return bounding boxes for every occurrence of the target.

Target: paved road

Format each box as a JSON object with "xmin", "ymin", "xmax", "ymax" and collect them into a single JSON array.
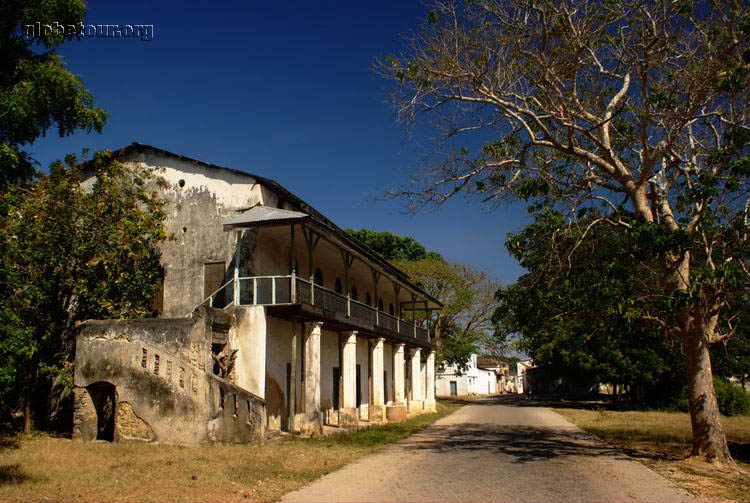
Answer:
[{"xmin": 282, "ymin": 396, "xmax": 695, "ymax": 503}]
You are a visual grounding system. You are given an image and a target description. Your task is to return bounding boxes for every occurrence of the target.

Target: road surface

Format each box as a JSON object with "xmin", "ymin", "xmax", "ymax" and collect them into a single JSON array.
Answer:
[{"xmin": 282, "ymin": 396, "xmax": 695, "ymax": 503}]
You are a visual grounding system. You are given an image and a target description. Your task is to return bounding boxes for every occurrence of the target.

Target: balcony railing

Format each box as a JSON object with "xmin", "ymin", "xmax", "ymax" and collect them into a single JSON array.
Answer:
[{"xmin": 191, "ymin": 275, "xmax": 429, "ymax": 343}]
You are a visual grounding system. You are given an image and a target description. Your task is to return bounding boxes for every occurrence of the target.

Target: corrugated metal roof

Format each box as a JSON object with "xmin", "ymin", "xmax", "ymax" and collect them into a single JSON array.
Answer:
[{"xmin": 224, "ymin": 205, "xmax": 309, "ymax": 229}]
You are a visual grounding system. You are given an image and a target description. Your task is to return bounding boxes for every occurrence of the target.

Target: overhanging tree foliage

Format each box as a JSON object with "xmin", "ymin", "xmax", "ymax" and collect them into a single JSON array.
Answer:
[
  {"xmin": 382, "ymin": 0, "xmax": 750, "ymax": 465},
  {"xmin": 0, "ymin": 152, "xmax": 168, "ymax": 432},
  {"xmin": 1, "ymin": 0, "xmax": 107, "ymax": 184},
  {"xmin": 495, "ymin": 209, "xmax": 687, "ymax": 401}
]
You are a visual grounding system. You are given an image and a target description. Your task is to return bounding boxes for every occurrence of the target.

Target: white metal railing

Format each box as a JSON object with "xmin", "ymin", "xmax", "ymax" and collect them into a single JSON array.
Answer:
[
  {"xmin": 188, "ymin": 274, "xmax": 429, "ymax": 343},
  {"xmin": 186, "ymin": 279, "xmax": 236, "ymax": 316}
]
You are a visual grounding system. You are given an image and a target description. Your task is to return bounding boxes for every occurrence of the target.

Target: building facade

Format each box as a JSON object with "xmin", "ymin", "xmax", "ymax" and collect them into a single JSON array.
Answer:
[
  {"xmin": 73, "ymin": 144, "xmax": 441, "ymax": 444},
  {"xmin": 435, "ymin": 354, "xmax": 497, "ymax": 397}
]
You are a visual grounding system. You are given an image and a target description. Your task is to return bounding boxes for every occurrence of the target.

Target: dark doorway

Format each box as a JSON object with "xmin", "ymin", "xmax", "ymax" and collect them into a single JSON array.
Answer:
[
  {"xmin": 87, "ymin": 382, "xmax": 116, "ymax": 441},
  {"xmin": 356, "ymin": 364, "xmax": 362, "ymax": 407},
  {"xmin": 333, "ymin": 367, "xmax": 340, "ymax": 409},
  {"xmin": 450, "ymin": 381, "xmax": 458, "ymax": 396},
  {"xmin": 285, "ymin": 363, "xmax": 292, "ymax": 415},
  {"xmin": 384, "ymin": 370, "xmax": 388, "ymax": 403}
]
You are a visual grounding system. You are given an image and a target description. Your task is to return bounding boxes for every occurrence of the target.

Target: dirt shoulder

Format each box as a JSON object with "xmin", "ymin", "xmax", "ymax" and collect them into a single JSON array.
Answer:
[
  {"xmin": 548, "ymin": 401, "xmax": 750, "ymax": 502},
  {"xmin": 0, "ymin": 400, "xmax": 461, "ymax": 503}
]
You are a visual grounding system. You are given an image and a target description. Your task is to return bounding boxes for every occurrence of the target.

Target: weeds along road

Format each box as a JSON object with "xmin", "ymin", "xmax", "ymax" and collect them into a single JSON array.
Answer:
[{"xmin": 282, "ymin": 395, "xmax": 695, "ymax": 503}]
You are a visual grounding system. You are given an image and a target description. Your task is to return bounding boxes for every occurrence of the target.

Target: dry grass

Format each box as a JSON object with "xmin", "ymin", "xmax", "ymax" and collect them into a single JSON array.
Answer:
[
  {"xmin": 554, "ymin": 407, "xmax": 750, "ymax": 502},
  {"xmin": 0, "ymin": 401, "xmax": 460, "ymax": 503}
]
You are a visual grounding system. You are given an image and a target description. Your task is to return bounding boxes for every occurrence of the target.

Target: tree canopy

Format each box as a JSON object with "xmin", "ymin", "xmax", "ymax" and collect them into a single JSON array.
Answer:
[
  {"xmin": 495, "ymin": 209, "xmax": 686, "ymax": 401},
  {"xmin": 345, "ymin": 228, "xmax": 443, "ymax": 262},
  {"xmin": 1, "ymin": 0, "xmax": 107, "ymax": 184},
  {"xmin": 0, "ymin": 152, "xmax": 168, "ymax": 431},
  {"xmin": 383, "ymin": 0, "xmax": 750, "ymax": 465}
]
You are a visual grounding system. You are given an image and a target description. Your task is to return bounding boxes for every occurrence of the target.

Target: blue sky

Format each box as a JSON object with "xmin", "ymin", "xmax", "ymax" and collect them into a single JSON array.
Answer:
[{"xmin": 29, "ymin": 1, "xmax": 530, "ymax": 285}]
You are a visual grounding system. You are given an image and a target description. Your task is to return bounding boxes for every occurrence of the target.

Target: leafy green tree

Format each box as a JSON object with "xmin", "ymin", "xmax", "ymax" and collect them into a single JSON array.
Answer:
[
  {"xmin": 1, "ymin": 0, "xmax": 107, "ymax": 184},
  {"xmin": 0, "ymin": 151, "xmax": 168, "ymax": 432},
  {"xmin": 345, "ymin": 228, "xmax": 442, "ymax": 262},
  {"xmin": 496, "ymin": 210, "xmax": 686, "ymax": 403},
  {"xmin": 395, "ymin": 258, "xmax": 502, "ymax": 368},
  {"xmin": 383, "ymin": 0, "xmax": 750, "ymax": 466}
]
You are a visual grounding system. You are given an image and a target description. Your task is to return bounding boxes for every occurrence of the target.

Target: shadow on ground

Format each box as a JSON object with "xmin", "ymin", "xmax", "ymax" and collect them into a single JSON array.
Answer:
[
  {"xmin": 488, "ymin": 393, "xmax": 631, "ymax": 410},
  {"xmin": 398, "ymin": 422, "xmax": 627, "ymax": 464},
  {"xmin": 0, "ymin": 437, "xmax": 35, "ymax": 485}
]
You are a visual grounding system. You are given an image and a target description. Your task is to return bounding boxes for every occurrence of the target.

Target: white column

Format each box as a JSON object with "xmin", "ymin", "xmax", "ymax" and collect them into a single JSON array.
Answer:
[
  {"xmin": 393, "ymin": 343, "xmax": 405, "ymax": 404},
  {"xmin": 370, "ymin": 337, "xmax": 385, "ymax": 422},
  {"xmin": 340, "ymin": 331, "xmax": 358, "ymax": 426},
  {"xmin": 302, "ymin": 321, "xmax": 323, "ymax": 434},
  {"xmin": 408, "ymin": 347, "xmax": 423, "ymax": 412},
  {"xmin": 424, "ymin": 351, "xmax": 436, "ymax": 411}
]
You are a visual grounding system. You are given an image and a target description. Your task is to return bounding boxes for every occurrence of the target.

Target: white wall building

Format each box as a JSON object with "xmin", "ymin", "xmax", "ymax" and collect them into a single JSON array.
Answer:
[{"xmin": 436, "ymin": 354, "xmax": 497, "ymax": 396}]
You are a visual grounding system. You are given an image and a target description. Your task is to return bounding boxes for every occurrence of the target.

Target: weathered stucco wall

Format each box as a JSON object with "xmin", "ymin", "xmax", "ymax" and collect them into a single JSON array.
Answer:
[
  {"xmin": 117, "ymin": 151, "xmax": 262, "ymax": 318},
  {"xmin": 73, "ymin": 308, "xmax": 265, "ymax": 444},
  {"xmin": 229, "ymin": 306, "xmax": 267, "ymax": 398},
  {"xmin": 265, "ymin": 317, "xmax": 302, "ymax": 431}
]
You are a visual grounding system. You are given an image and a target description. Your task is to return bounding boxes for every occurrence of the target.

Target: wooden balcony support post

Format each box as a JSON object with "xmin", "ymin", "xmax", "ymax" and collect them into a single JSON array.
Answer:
[
  {"xmin": 371, "ymin": 268, "xmax": 381, "ymax": 325},
  {"xmin": 302, "ymin": 226, "xmax": 321, "ymax": 305},
  {"xmin": 411, "ymin": 293, "xmax": 417, "ymax": 338},
  {"xmin": 340, "ymin": 250, "xmax": 354, "ymax": 317},
  {"xmin": 290, "ymin": 224, "xmax": 296, "ymax": 303},
  {"xmin": 234, "ymin": 230, "xmax": 241, "ymax": 305},
  {"xmin": 392, "ymin": 281, "xmax": 401, "ymax": 332}
]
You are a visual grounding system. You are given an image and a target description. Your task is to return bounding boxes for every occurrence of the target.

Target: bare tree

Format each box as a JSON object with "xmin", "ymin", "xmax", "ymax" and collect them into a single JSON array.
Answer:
[{"xmin": 381, "ymin": 0, "xmax": 750, "ymax": 467}]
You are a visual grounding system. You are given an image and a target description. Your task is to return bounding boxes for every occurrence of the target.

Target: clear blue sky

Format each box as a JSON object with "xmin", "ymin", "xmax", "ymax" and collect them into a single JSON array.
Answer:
[{"xmin": 30, "ymin": 1, "xmax": 530, "ymax": 285}]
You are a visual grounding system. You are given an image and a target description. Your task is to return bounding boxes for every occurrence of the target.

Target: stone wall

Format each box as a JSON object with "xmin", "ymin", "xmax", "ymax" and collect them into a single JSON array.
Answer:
[{"xmin": 73, "ymin": 307, "xmax": 265, "ymax": 445}]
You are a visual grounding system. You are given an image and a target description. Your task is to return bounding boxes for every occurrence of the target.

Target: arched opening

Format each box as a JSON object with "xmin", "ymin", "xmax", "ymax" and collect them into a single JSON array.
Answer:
[
  {"xmin": 87, "ymin": 381, "xmax": 116, "ymax": 441},
  {"xmin": 378, "ymin": 298, "xmax": 384, "ymax": 311},
  {"xmin": 314, "ymin": 268, "xmax": 324, "ymax": 286},
  {"xmin": 335, "ymin": 278, "xmax": 343, "ymax": 294},
  {"xmin": 351, "ymin": 286, "xmax": 359, "ymax": 301},
  {"xmin": 365, "ymin": 293, "xmax": 372, "ymax": 306},
  {"xmin": 389, "ymin": 303, "xmax": 395, "ymax": 316}
]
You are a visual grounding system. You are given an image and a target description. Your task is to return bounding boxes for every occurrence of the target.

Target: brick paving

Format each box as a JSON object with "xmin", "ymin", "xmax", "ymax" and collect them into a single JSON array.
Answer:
[{"xmin": 282, "ymin": 396, "xmax": 695, "ymax": 502}]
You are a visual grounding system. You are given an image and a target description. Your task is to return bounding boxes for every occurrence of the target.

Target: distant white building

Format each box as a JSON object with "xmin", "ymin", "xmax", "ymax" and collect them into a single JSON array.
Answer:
[
  {"xmin": 516, "ymin": 360, "xmax": 535, "ymax": 394},
  {"xmin": 436, "ymin": 354, "xmax": 497, "ymax": 396}
]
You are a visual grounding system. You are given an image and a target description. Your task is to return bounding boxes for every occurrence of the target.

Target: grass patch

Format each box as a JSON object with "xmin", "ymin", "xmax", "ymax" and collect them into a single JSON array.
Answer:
[
  {"xmin": 0, "ymin": 400, "xmax": 460, "ymax": 503},
  {"xmin": 304, "ymin": 402, "xmax": 459, "ymax": 448},
  {"xmin": 554, "ymin": 407, "xmax": 750, "ymax": 502}
]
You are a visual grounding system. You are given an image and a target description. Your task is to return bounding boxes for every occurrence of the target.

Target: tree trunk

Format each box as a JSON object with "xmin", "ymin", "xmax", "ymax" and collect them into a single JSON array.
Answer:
[
  {"xmin": 682, "ymin": 320, "xmax": 734, "ymax": 467},
  {"xmin": 23, "ymin": 395, "xmax": 32, "ymax": 434},
  {"xmin": 434, "ymin": 313, "xmax": 442, "ymax": 351}
]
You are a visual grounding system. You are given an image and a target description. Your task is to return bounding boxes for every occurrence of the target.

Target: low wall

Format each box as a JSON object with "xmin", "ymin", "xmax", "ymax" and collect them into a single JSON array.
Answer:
[{"xmin": 73, "ymin": 309, "xmax": 265, "ymax": 445}]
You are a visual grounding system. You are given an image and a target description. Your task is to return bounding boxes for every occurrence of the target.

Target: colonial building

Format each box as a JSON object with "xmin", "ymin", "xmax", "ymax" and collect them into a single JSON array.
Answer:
[{"xmin": 73, "ymin": 143, "xmax": 441, "ymax": 444}]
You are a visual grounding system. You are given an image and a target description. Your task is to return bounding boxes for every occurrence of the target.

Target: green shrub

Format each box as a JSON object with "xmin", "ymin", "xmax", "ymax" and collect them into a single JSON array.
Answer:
[
  {"xmin": 713, "ymin": 378, "xmax": 750, "ymax": 416},
  {"xmin": 674, "ymin": 378, "xmax": 750, "ymax": 416}
]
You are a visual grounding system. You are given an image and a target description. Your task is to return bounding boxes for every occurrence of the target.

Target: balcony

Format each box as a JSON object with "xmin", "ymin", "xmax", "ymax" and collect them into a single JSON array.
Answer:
[{"xmin": 200, "ymin": 275, "xmax": 430, "ymax": 345}]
